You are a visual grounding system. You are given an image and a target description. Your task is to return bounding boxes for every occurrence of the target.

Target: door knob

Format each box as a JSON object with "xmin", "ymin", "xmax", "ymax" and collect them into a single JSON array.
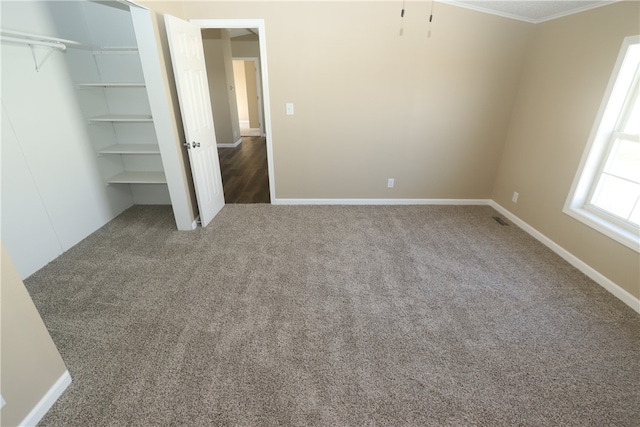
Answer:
[
  {"xmin": 192, "ymin": 141, "xmax": 201, "ymax": 148},
  {"xmin": 183, "ymin": 141, "xmax": 190, "ymax": 149}
]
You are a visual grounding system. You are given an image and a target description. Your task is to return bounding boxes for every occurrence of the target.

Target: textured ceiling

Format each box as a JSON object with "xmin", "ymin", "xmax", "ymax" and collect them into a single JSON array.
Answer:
[{"xmin": 444, "ymin": 0, "xmax": 616, "ymax": 23}]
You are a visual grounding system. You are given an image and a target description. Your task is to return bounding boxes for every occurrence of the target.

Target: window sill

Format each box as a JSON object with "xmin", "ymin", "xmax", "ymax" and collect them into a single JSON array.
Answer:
[{"xmin": 563, "ymin": 206, "xmax": 640, "ymax": 253}]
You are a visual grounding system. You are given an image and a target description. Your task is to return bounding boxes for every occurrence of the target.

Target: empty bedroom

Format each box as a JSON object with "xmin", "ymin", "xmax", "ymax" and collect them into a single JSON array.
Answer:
[{"xmin": 1, "ymin": 0, "xmax": 638, "ymax": 426}]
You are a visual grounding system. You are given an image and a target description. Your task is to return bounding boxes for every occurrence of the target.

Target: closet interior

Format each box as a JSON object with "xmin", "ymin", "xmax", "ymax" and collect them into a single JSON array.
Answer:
[
  {"xmin": 61, "ymin": 1, "xmax": 170, "ymax": 205},
  {"xmin": 1, "ymin": 0, "xmax": 191, "ymax": 279}
]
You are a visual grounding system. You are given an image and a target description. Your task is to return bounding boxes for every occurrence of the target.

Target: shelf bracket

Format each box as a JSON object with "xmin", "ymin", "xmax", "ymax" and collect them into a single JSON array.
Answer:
[{"xmin": 29, "ymin": 44, "xmax": 57, "ymax": 72}]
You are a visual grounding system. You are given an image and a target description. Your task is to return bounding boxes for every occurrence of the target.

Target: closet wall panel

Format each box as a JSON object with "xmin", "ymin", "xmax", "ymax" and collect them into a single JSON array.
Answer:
[{"xmin": 1, "ymin": 106, "xmax": 62, "ymax": 278}]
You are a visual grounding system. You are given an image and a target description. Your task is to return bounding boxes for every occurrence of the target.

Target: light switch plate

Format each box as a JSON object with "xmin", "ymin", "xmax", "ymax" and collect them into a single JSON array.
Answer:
[{"xmin": 286, "ymin": 103, "xmax": 294, "ymax": 115}]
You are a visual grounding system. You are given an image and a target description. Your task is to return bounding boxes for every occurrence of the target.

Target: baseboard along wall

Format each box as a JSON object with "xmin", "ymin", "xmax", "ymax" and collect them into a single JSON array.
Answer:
[
  {"xmin": 14, "ymin": 199, "xmax": 636, "ymax": 426},
  {"xmin": 19, "ymin": 371, "xmax": 71, "ymax": 427},
  {"xmin": 273, "ymin": 198, "xmax": 492, "ymax": 206},
  {"xmin": 217, "ymin": 139, "xmax": 242, "ymax": 148},
  {"xmin": 271, "ymin": 197, "xmax": 638, "ymax": 313},
  {"xmin": 488, "ymin": 201, "xmax": 639, "ymax": 314}
]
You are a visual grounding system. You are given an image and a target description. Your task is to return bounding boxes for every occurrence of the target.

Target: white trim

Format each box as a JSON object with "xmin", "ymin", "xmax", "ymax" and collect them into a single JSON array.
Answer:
[
  {"xmin": 490, "ymin": 201, "xmax": 640, "ymax": 314},
  {"xmin": 191, "ymin": 19, "xmax": 263, "ymax": 29},
  {"xmin": 217, "ymin": 138, "xmax": 242, "ymax": 148},
  {"xmin": 190, "ymin": 19, "xmax": 275, "ymax": 204},
  {"xmin": 19, "ymin": 370, "xmax": 71, "ymax": 427},
  {"xmin": 273, "ymin": 198, "xmax": 491, "ymax": 206},
  {"xmin": 437, "ymin": 0, "xmax": 621, "ymax": 24},
  {"xmin": 564, "ymin": 206, "xmax": 640, "ymax": 252},
  {"xmin": 238, "ymin": 120, "xmax": 250, "ymax": 126},
  {"xmin": 116, "ymin": 0, "xmax": 148, "ymax": 10},
  {"xmin": 131, "ymin": 7, "xmax": 195, "ymax": 231}
]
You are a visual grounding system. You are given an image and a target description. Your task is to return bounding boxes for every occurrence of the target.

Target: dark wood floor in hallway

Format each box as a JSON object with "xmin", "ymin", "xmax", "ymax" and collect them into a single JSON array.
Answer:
[{"xmin": 218, "ymin": 136, "xmax": 270, "ymax": 204}]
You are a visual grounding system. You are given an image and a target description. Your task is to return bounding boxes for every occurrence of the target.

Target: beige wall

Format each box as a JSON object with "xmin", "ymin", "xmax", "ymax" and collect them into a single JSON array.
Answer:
[
  {"xmin": 222, "ymin": 30, "xmax": 243, "ymax": 142},
  {"xmin": 149, "ymin": 1, "xmax": 637, "ymax": 300},
  {"xmin": 203, "ymin": 29, "xmax": 241, "ymax": 144},
  {"xmin": 234, "ymin": 60, "xmax": 250, "ymax": 121},
  {"xmin": 233, "ymin": 60, "xmax": 260, "ymax": 128},
  {"xmin": 0, "ymin": 244, "xmax": 69, "ymax": 425},
  {"xmin": 182, "ymin": 1, "xmax": 532, "ymax": 199},
  {"xmin": 231, "ymin": 33, "xmax": 260, "ymax": 58},
  {"xmin": 244, "ymin": 61, "xmax": 260, "ymax": 128},
  {"xmin": 232, "ymin": 35, "xmax": 263, "ymax": 129},
  {"xmin": 492, "ymin": 1, "xmax": 640, "ymax": 299}
]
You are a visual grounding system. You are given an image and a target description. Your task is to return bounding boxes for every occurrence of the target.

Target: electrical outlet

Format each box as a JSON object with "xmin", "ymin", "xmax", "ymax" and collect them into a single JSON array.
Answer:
[
  {"xmin": 388, "ymin": 178, "xmax": 395, "ymax": 188},
  {"xmin": 512, "ymin": 191, "xmax": 519, "ymax": 203}
]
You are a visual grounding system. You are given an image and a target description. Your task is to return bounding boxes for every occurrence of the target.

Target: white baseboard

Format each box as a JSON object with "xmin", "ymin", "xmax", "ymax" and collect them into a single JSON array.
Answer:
[
  {"xmin": 489, "ymin": 201, "xmax": 640, "ymax": 314},
  {"xmin": 273, "ymin": 198, "xmax": 491, "ymax": 206},
  {"xmin": 217, "ymin": 139, "xmax": 242, "ymax": 148},
  {"xmin": 239, "ymin": 120, "xmax": 250, "ymax": 126},
  {"xmin": 271, "ymin": 197, "xmax": 638, "ymax": 312},
  {"xmin": 19, "ymin": 370, "xmax": 71, "ymax": 427}
]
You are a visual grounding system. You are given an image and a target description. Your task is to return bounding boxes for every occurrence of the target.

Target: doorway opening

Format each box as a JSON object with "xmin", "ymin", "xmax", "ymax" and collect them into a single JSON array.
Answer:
[
  {"xmin": 233, "ymin": 58, "xmax": 263, "ymax": 137},
  {"xmin": 196, "ymin": 20, "xmax": 273, "ymax": 204}
]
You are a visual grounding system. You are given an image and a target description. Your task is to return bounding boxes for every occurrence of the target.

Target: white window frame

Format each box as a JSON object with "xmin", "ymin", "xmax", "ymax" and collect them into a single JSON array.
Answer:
[{"xmin": 564, "ymin": 35, "xmax": 640, "ymax": 253}]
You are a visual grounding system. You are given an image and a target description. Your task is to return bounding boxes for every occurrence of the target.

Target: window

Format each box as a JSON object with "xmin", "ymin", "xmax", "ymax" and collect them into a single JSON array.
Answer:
[{"xmin": 564, "ymin": 36, "xmax": 640, "ymax": 252}]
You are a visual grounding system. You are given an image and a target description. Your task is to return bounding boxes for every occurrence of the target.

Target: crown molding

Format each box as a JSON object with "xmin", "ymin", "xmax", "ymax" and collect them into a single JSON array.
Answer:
[{"xmin": 437, "ymin": 0, "xmax": 622, "ymax": 24}]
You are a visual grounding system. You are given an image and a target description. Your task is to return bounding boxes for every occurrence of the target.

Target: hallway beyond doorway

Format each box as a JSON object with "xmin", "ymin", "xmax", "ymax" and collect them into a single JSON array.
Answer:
[
  {"xmin": 218, "ymin": 136, "xmax": 270, "ymax": 203},
  {"xmin": 239, "ymin": 120, "xmax": 261, "ymax": 137}
]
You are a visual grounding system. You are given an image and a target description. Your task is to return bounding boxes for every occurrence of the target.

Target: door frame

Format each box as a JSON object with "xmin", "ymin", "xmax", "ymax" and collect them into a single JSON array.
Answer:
[
  {"xmin": 191, "ymin": 19, "xmax": 275, "ymax": 203},
  {"xmin": 233, "ymin": 57, "xmax": 264, "ymax": 138}
]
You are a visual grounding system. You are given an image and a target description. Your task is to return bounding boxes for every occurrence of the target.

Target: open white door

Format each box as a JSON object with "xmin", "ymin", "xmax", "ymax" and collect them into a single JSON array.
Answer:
[{"xmin": 164, "ymin": 14, "xmax": 224, "ymax": 227}]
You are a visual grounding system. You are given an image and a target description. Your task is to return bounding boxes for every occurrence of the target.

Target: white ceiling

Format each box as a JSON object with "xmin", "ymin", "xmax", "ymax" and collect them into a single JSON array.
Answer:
[{"xmin": 442, "ymin": 0, "xmax": 619, "ymax": 23}]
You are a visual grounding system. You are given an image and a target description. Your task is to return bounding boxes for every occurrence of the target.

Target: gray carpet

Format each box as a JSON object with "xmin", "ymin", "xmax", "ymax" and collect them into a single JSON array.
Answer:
[{"xmin": 25, "ymin": 205, "xmax": 639, "ymax": 426}]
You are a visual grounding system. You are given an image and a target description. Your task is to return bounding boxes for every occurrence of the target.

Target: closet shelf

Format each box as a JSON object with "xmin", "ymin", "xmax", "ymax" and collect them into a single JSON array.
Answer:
[
  {"xmin": 78, "ymin": 83, "xmax": 145, "ymax": 88},
  {"xmin": 107, "ymin": 172, "xmax": 166, "ymax": 185},
  {"xmin": 99, "ymin": 144, "xmax": 160, "ymax": 154},
  {"xmin": 91, "ymin": 47, "xmax": 138, "ymax": 54},
  {"xmin": 89, "ymin": 115, "xmax": 152, "ymax": 123}
]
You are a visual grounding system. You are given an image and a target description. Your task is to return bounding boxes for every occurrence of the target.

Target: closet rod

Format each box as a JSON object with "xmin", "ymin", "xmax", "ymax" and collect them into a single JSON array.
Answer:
[
  {"xmin": 0, "ymin": 29, "xmax": 80, "ymax": 49},
  {"xmin": 0, "ymin": 29, "xmax": 138, "ymax": 52},
  {"xmin": 0, "ymin": 35, "xmax": 66, "ymax": 51}
]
